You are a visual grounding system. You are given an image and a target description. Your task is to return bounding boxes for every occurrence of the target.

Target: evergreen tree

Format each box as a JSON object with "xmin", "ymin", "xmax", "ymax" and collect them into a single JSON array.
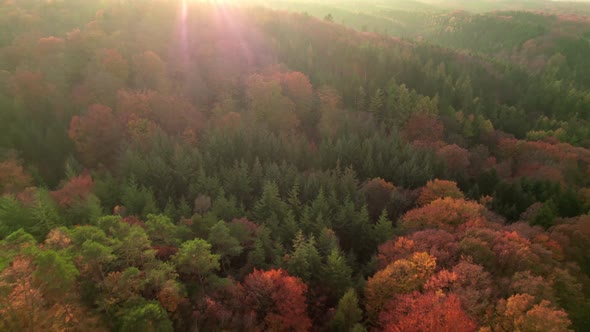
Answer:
[
  {"xmin": 373, "ymin": 210, "xmax": 394, "ymax": 244},
  {"xmin": 208, "ymin": 221, "xmax": 243, "ymax": 272},
  {"xmin": 322, "ymin": 249, "xmax": 353, "ymax": 301},
  {"xmin": 286, "ymin": 231, "xmax": 322, "ymax": 284},
  {"xmin": 330, "ymin": 289, "xmax": 363, "ymax": 332}
]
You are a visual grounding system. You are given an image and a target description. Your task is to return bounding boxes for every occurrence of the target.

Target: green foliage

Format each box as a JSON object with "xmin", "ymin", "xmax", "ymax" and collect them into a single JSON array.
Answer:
[
  {"xmin": 208, "ymin": 221, "xmax": 242, "ymax": 271},
  {"xmin": 331, "ymin": 289, "xmax": 363, "ymax": 332},
  {"xmin": 0, "ymin": 190, "xmax": 63, "ymax": 241},
  {"xmin": 373, "ymin": 210, "xmax": 395, "ymax": 245},
  {"xmin": 33, "ymin": 249, "xmax": 79, "ymax": 299},
  {"xmin": 121, "ymin": 179, "xmax": 158, "ymax": 218},
  {"xmin": 323, "ymin": 249, "xmax": 353, "ymax": 301},
  {"xmin": 286, "ymin": 232, "xmax": 322, "ymax": 284},
  {"xmin": 173, "ymin": 238, "xmax": 220, "ymax": 282},
  {"xmin": 1, "ymin": 1, "xmax": 590, "ymax": 330},
  {"xmin": 145, "ymin": 214, "xmax": 184, "ymax": 246},
  {"xmin": 118, "ymin": 301, "xmax": 173, "ymax": 332}
]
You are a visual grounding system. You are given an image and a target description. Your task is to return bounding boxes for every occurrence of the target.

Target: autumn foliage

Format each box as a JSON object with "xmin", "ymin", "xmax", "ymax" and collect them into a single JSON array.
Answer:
[
  {"xmin": 379, "ymin": 292, "xmax": 477, "ymax": 332},
  {"xmin": 0, "ymin": 158, "xmax": 32, "ymax": 195},
  {"xmin": 402, "ymin": 112, "xmax": 444, "ymax": 147},
  {"xmin": 365, "ymin": 252, "xmax": 436, "ymax": 322},
  {"xmin": 1, "ymin": 1, "xmax": 590, "ymax": 331},
  {"xmin": 362, "ymin": 178, "xmax": 396, "ymax": 220},
  {"xmin": 417, "ymin": 179, "xmax": 464, "ymax": 206},
  {"xmin": 241, "ymin": 269, "xmax": 311, "ymax": 332},
  {"xmin": 68, "ymin": 104, "xmax": 123, "ymax": 168},
  {"xmin": 401, "ymin": 197, "xmax": 486, "ymax": 231},
  {"xmin": 50, "ymin": 174, "xmax": 94, "ymax": 208}
]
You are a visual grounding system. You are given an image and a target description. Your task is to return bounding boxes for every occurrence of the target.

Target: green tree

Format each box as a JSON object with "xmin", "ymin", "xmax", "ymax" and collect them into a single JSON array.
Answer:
[
  {"xmin": 145, "ymin": 214, "xmax": 180, "ymax": 246},
  {"xmin": 119, "ymin": 301, "xmax": 173, "ymax": 332},
  {"xmin": 373, "ymin": 210, "xmax": 394, "ymax": 245},
  {"xmin": 33, "ymin": 249, "xmax": 79, "ymax": 301},
  {"xmin": 173, "ymin": 238, "xmax": 220, "ymax": 285},
  {"xmin": 286, "ymin": 231, "xmax": 322, "ymax": 284},
  {"xmin": 331, "ymin": 289, "xmax": 363, "ymax": 332},
  {"xmin": 208, "ymin": 221, "xmax": 243, "ymax": 272},
  {"xmin": 322, "ymin": 249, "xmax": 353, "ymax": 301}
]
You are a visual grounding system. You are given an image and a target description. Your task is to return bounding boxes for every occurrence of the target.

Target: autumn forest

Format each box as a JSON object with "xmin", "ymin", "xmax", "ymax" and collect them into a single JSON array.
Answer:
[{"xmin": 1, "ymin": 0, "xmax": 590, "ymax": 331}]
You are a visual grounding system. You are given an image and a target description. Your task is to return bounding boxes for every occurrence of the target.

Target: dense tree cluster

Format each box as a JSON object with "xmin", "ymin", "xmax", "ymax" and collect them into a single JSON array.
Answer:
[{"xmin": 0, "ymin": 0, "xmax": 589, "ymax": 331}]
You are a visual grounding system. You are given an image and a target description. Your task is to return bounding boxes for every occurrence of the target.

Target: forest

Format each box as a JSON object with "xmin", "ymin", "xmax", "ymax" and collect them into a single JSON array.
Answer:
[{"xmin": 0, "ymin": 0, "xmax": 589, "ymax": 331}]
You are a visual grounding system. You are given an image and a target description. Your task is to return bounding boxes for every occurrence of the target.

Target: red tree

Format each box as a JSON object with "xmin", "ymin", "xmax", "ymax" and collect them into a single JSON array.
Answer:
[
  {"xmin": 402, "ymin": 112, "xmax": 444, "ymax": 147},
  {"xmin": 437, "ymin": 144, "xmax": 470, "ymax": 174},
  {"xmin": 377, "ymin": 230, "xmax": 460, "ymax": 270},
  {"xmin": 379, "ymin": 292, "xmax": 477, "ymax": 332},
  {"xmin": 401, "ymin": 198, "xmax": 485, "ymax": 231},
  {"xmin": 241, "ymin": 269, "xmax": 311, "ymax": 332},
  {"xmin": 362, "ymin": 178, "xmax": 396, "ymax": 220},
  {"xmin": 0, "ymin": 158, "xmax": 32, "ymax": 195},
  {"xmin": 280, "ymin": 71, "xmax": 313, "ymax": 117},
  {"xmin": 50, "ymin": 174, "xmax": 94, "ymax": 208},
  {"xmin": 417, "ymin": 179, "xmax": 464, "ymax": 206},
  {"xmin": 68, "ymin": 104, "xmax": 123, "ymax": 168},
  {"xmin": 365, "ymin": 252, "xmax": 436, "ymax": 323}
]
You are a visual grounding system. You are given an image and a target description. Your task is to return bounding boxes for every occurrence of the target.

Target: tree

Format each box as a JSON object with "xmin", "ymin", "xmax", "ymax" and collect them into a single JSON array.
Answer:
[
  {"xmin": 208, "ymin": 221, "xmax": 243, "ymax": 272},
  {"xmin": 244, "ymin": 74, "xmax": 299, "ymax": 133},
  {"xmin": 550, "ymin": 215, "xmax": 590, "ymax": 275},
  {"xmin": 280, "ymin": 71, "xmax": 313, "ymax": 123},
  {"xmin": 494, "ymin": 294, "xmax": 571, "ymax": 332},
  {"xmin": 437, "ymin": 144, "xmax": 471, "ymax": 176},
  {"xmin": 373, "ymin": 210, "xmax": 394, "ymax": 245},
  {"xmin": 241, "ymin": 269, "xmax": 311, "ymax": 332},
  {"xmin": 50, "ymin": 174, "xmax": 94, "ymax": 209},
  {"xmin": 131, "ymin": 51, "xmax": 167, "ymax": 91},
  {"xmin": 99, "ymin": 268, "xmax": 146, "ymax": 315},
  {"xmin": 68, "ymin": 104, "xmax": 123, "ymax": 168},
  {"xmin": 322, "ymin": 249, "xmax": 353, "ymax": 301},
  {"xmin": 0, "ymin": 255, "xmax": 101, "ymax": 331},
  {"xmin": 194, "ymin": 194, "xmax": 211, "ymax": 215},
  {"xmin": 172, "ymin": 238, "xmax": 220, "ymax": 285},
  {"xmin": 365, "ymin": 252, "xmax": 436, "ymax": 322},
  {"xmin": 368, "ymin": 89, "xmax": 385, "ymax": 114},
  {"xmin": 417, "ymin": 179, "xmax": 464, "ymax": 206},
  {"xmin": 145, "ymin": 214, "xmax": 181, "ymax": 246},
  {"xmin": 157, "ymin": 279, "xmax": 186, "ymax": 314},
  {"xmin": 285, "ymin": 232, "xmax": 322, "ymax": 285},
  {"xmin": 379, "ymin": 292, "xmax": 476, "ymax": 332},
  {"xmin": 0, "ymin": 158, "xmax": 32, "ymax": 195},
  {"xmin": 378, "ymin": 229, "xmax": 460, "ymax": 270},
  {"xmin": 425, "ymin": 261, "xmax": 493, "ymax": 321},
  {"xmin": 251, "ymin": 181, "xmax": 290, "ymax": 236},
  {"xmin": 118, "ymin": 301, "xmax": 173, "ymax": 332},
  {"xmin": 331, "ymin": 289, "xmax": 363, "ymax": 332},
  {"xmin": 400, "ymin": 197, "xmax": 485, "ymax": 231},
  {"xmin": 33, "ymin": 250, "xmax": 79, "ymax": 302},
  {"xmin": 402, "ymin": 112, "xmax": 444, "ymax": 147},
  {"xmin": 361, "ymin": 178, "xmax": 395, "ymax": 221},
  {"xmin": 115, "ymin": 225, "xmax": 156, "ymax": 268}
]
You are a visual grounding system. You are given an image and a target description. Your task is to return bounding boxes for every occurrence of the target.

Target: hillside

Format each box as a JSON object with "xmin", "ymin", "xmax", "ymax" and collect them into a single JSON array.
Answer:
[
  {"xmin": 264, "ymin": 1, "xmax": 590, "ymax": 91},
  {"xmin": 0, "ymin": 0, "xmax": 589, "ymax": 331}
]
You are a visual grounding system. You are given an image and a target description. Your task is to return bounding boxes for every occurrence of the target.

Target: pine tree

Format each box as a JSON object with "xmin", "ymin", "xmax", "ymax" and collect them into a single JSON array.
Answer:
[
  {"xmin": 208, "ymin": 221, "xmax": 243, "ymax": 272},
  {"xmin": 317, "ymin": 227, "xmax": 339, "ymax": 257},
  {"xmin": 356, "ymin": 86, "xmax": 367, "ymax": 112},
  {"xmin": 368, "ymin": 88, "xmax": 384, "ymax": 114},
  {"xmin": 322, "ymin": 249, "xmax": 353, "ymax": 301},
  {"xmin": 287, "ymin": 181, "xmax": 302, "ymax": 216},
  {"xmin": 251, "ymin": 182, "xmax": 289, "ymax": 234},
  {"xmin": 330, "ymin": 289, "xmax": 363, "ymax": 332},
  {"xmin": 373, "ymin": 210, "xmax": 394, "ymax": 244},
  {"xmin": 286, "ymin": 231, "xmax": 321, "ymax": 284}
]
